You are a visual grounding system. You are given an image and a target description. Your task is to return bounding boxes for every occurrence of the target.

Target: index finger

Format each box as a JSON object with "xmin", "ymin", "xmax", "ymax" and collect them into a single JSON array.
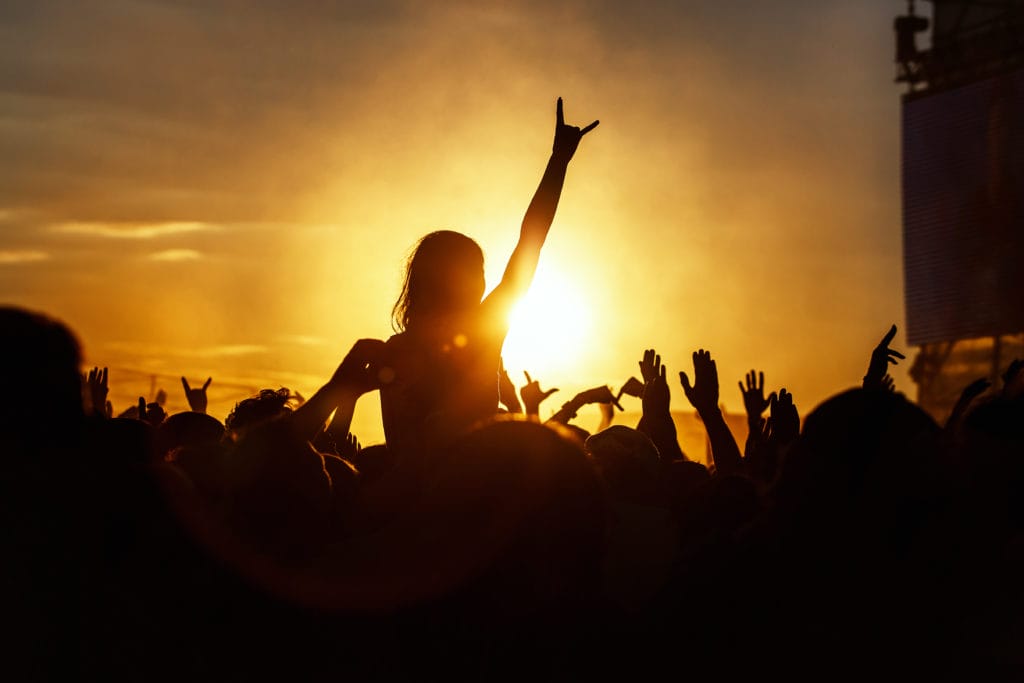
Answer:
[
  {"xmin": 556, "ymin": 97, "xmax": 564, "ymax": 127},
  {"xmin": 881, "ymin": 324, "xmax": 897, "ymax": 347}
]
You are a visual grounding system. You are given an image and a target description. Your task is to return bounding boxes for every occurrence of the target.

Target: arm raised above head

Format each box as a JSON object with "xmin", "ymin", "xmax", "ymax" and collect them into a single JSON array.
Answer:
[{"xmin": 483, "ymin": 98, "xmax": 599, "ymax": 318}]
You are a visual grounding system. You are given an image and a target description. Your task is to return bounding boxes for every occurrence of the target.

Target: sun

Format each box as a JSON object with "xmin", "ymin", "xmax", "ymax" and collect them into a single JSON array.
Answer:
[{"xmin": 500, "ymin": 266, "xmax": 591, "ymax": 380}]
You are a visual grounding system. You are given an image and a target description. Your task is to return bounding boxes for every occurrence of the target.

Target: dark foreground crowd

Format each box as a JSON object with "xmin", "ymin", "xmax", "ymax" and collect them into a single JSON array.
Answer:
[{"xmin": 3, "ymin": 304, "xmax": 1024, "ymax": 679}]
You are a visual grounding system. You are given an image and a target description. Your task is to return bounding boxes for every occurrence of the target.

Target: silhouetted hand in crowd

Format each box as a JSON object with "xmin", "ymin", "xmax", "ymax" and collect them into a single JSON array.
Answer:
[
  {"xmin": 84, "ymin": 366, "xmax": 109, "ymax": 418},
  {"xmin": 639, "ymin": 349, "xmax": 661, "ymax": 385},
  {"xmin": 638, "ymin": 358, "xmax": 686, "ymax": 461},
  {"xmin": 946, "ymin": 377, "xmax": 991, "ymax": 429},
  {"xmin": 738, "ymin": 370, "xmax": 774, "ymax": 473},
  {"xmin": 881, "ymin": 374, "xmax": 896, "ymax": 393},
  {"xmin": 642, "ymin": 362, "xmax": 671, "ymax": 417},
  {"xmin": 294, "ymin": 339, "xmax": 386, "ymax": 441},
  {"xmin": 498, "ymin": 358, "xmax": 523, "ymax": 414},
  {"xmin": 520, "ymin": 371, "xmax": 558, "ymax": 418},
  {"xmin": 1002, "ymin": 358, "xmax": 1024, "ymax": 399},
  {"xmin": 551, "ymin": 97, "xmax": 599, "ymax": 163},
  {"xmin": 137, "ymin": 397, "xmax": 165, "ymax": 426},
  {"xmin": 864, "ymin": 324, "xmax": 905, "ymax": 389},
  {"xmin": 330, "ymin": 339, "xmax": 387, "ymax": 396},
  {"xmin": 681, "ymin": 349, "xmax": 742, "ymax": 474},
  {"xmin": 547, "ymin": 384, "xmax": 622, "ymax": 425},
  {"xmin": 768, "ymin": 388, "xmax": 800, "ymax": 447},
  {"xmin": 578, "ymin": 385, "xmax": 624, "ymax": 410},
  {"xmin": 181, "ymin": 376, "xmax": 212, "ymax": 414},
  {"xmin": 680, "ymin": 349, "xmax": 720, "ymax": 415},
  {"xmin": 617, "ymin": 376, "xmax": 645, "ymax": 402},
  {"xmin": 738, "ymin": 369, "xmax": 770, "ymax": 426}
]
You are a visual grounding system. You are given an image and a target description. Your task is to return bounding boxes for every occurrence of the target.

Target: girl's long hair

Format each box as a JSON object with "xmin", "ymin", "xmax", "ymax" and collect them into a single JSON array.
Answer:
[{"xmin": 392, "ymin": 230, "xmax": 485, "ymax": 332}]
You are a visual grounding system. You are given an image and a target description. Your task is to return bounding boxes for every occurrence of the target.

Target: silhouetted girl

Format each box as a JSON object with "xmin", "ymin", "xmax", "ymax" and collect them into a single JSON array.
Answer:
[{"xmin": 380, "ymin": 98, "xmax": 598, "ymax": 455}]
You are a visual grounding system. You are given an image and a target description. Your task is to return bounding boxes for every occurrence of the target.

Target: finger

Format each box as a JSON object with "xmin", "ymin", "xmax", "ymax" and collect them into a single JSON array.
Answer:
[
  {"xmin": 881, "ymin": 324, "xmax": 897, "ymax": 346},
  {"xmin": 138, "ymin": 397, "xmax": 146, "ymax": 416},
  {"xmin": 738, "ymin": 380, "xmax": 745, "ymax": 395},
  {"xmin": 203, "ymin": 377, "xmax": 212, "ymax": 391},
  {"xmin": 611, "ymin": 395, "xmax": 624, "ymax": 411},
  {"xmin": 181, "ymin": 376, "xmax": 191, "ymax": 393},
  {"xmin": 758, "ymin": 371, "xmax": 764, "ymax": 391},
  {"xmin": 556, "ymin": 97, "xmax": 564, "ymax": 127},
  {"xmin": 888, "ymin": 350, "xmax": 906, "ymax": 360},
  {"xmin": 580, "ymin": 120, "xmax": 599, "ymax": 135},
  {"xmin": 524, "ymin": 371, "xmax": 532, "ymax": 384},
  {"xmin": 101, "ymin": 367, "xmax": 108, "ymax": 387},
  {"xmin": 679, "ymin": 372, "xmax": 692, "ymax": 392},
  {"xmin": 542, "ymin": 388, "xmax": 559, "ymax": 399}
]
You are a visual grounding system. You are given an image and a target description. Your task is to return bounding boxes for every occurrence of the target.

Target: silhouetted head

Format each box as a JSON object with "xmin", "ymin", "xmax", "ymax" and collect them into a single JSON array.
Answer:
[
  {"xmin": 0, "ymin": 306, "xmax": 83, "ymax": 442},
  {"xmin": 415, "ymin": 418, "xmax": 608, "ymax": 619},
  {"xmin": 392, "ymin": 230, "xmax": 485, "ymax": 332},
  {"xmin": 585, "ymin": 425, "xmax": 660, "ymax": 500},
  {"xmin": 156, "ymin": 411, "xmax": 226, "ymax": 460},
  {"xmin": 773, "ymin": 388, "xmax": 945, "ymax": 544},
  {"xmin": 225, "ymin": 388, "xmax": 298, "ymax": 441},
  {"xmin": 222, "ymin": 418, "xmax": 333, "ymax": 565}
]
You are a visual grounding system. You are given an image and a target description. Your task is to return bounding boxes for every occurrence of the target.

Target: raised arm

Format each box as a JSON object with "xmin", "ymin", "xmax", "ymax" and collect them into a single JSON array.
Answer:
[{"xmin": 483, "ymin": 98, "xmax": 598, "ymax": 317}]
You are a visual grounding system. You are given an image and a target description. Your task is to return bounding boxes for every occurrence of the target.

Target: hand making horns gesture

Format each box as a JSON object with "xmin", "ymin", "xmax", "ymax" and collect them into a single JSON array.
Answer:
[{"xmin": 551, "ymin": 97, "xmax": 600, "ymax": 163}]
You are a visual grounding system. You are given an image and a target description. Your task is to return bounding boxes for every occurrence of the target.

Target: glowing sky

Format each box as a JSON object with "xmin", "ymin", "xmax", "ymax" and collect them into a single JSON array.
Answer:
[{"xmin": 0, "ymin": 1, "xmax": 917, "ymax": 442}]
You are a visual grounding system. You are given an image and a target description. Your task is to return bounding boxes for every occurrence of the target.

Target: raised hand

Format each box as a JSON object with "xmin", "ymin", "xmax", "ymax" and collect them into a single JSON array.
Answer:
[
  {"xmin": 738, "ymin": 369, "xmax": 769, "ymax": 423},
  {"xmin": 138, "ymin": 396, "xmax": 166, "ymax": 426},
  {"xmin": 768, "ymin": 388, "xmax": 799, "ymax": 446},
  {"xmin": 520, "ymin": 370, "xmax": 558, "ymax": 417},
  {"xmin": 864, "ymin": 324, "xmax": 905, "ymax": 389},
  {"xmin": 181, "ymin": 376, "xmax": 212, "ymax": 414},
  {"xmin": 680, "ymin": 349, "xmax": 720, "ymax": 415},
  {"xmin": 84, "ymin": 366, "xmax": 109, "ymax": 418},
  {"xmin": 551, "ymin": 97, "xmax": 599, "ymax": 163},
  {"xmin": 617, "ymin": 376, "xmax": 645, "ymax": 401},
  {"xmin": 642, "ymin": 362, "xmax": 671, "ymax": 418},
  {"xmin": 331, "ymin": 339, "xmax": 387, "ymax": 395},
  {"xmin": 498, "ymin": 358, "xmax": 523, "ymax": 414},
  {"xmin": 639, "ymin": 349, "xmax": 661, "ymax": 385},
  {"xmin": 577, "ymin": 385, "xmax": 624, "ymax": 410}
]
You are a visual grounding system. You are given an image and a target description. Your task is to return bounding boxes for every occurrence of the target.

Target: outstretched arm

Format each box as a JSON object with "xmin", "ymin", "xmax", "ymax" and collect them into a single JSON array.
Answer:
[{"xmin": 483, "ymin": 98, "xmax": 598, "ymax": 318}]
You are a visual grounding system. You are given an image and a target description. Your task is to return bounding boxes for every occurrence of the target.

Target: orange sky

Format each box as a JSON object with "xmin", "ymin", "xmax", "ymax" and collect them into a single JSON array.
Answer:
[{"xmin": 0, "ymin": 1, "xmax": 919, "ymax": 443}]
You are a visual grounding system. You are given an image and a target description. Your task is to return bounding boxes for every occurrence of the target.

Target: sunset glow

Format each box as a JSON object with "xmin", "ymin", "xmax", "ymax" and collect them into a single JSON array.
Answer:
[
  {"xmin": 502, "ymin": 266, "xmax": 592, "ymax": 380},
  {"xmin": 1, "ymin": 2, "xmax": 914, "ymax": 441}
]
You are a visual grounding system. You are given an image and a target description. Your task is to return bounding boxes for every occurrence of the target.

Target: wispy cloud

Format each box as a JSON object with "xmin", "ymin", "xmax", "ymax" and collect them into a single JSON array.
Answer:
[
  {"xmin": 149, "ymin": 248, "xmax": 202, "ymax": 262},
  {"xmin": 276, "ymin": 334, "xmax": 329, "ymax": 347},
  {"xmin": 53, "ymin": 221, "xmax": 214, "ymax": 239},
  {"xmin": 197, "ymin": 344, "xmax": 269, "ymax": 358},
  {"xmin": 0, "ymin": 249, "xmax": 49, "ymax": 264},
  {"xmin": 103, "ymin": 341, "xmax": 269, "ymax": 359}
]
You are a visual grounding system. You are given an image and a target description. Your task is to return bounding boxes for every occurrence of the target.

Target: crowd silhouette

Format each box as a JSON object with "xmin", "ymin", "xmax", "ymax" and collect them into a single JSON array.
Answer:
[{"xmin": 3, "ymin": 100, "xmax": 1024, "ymax": 679}]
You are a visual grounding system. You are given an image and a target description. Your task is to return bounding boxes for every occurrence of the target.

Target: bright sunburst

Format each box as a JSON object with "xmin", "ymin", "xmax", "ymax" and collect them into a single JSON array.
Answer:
[{"xmin": 501, "ymin": 266, "xmax": 591, "ymax": 380}]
